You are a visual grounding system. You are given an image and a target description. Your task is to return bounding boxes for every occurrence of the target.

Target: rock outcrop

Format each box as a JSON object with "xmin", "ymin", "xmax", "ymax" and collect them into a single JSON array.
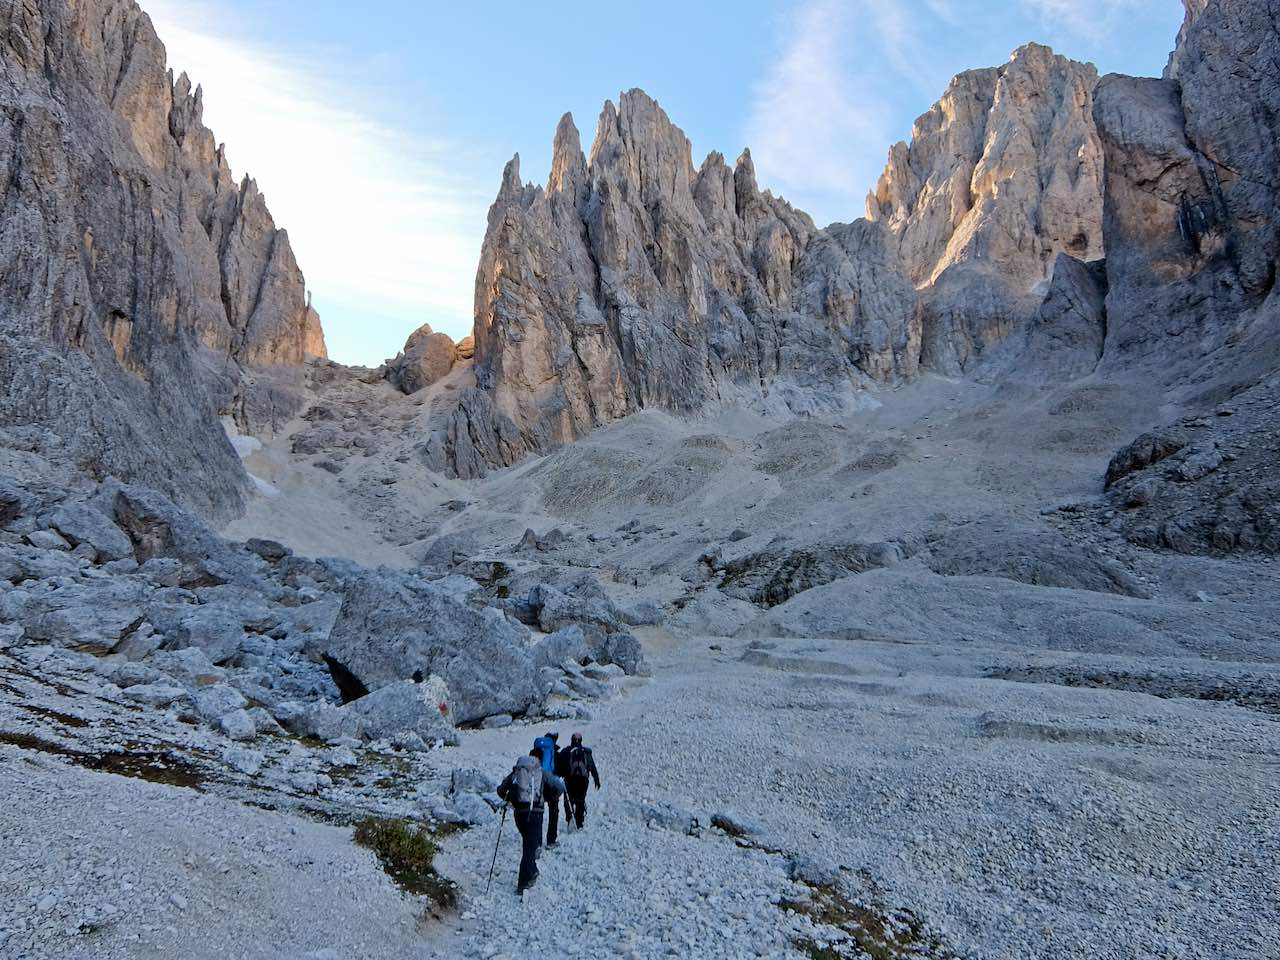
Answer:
[
  {"xmin": 1092, "ymin": 0, "xmax": 1278, "ymax": 381},
  {"xmin": 0, "ymin": 0, "xmax": 326, "ymax": 519},
  {"xmin": 383, "ymin": 324, "xmax": 458, "ymax": 395},
  {"xmin": 320, "ymin": 570, "xmax": 542, "ymax": 723},
  {"xmin": 424, "ymin": 5, "xmax": 1280, "ymax": 480}
]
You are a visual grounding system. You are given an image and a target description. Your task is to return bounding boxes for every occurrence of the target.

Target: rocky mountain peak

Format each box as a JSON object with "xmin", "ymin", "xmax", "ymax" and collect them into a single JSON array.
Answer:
[
  {"xmin": 866, "ymin": 40, "xmax": 1103, "ymax": 294},
  {"xmin": 422, "ymin": 46, "xmax": 1120, "ymax": 475},
  {"xmin": 549, "ymin": 112, "xmax": 588, "ymax": 202}
]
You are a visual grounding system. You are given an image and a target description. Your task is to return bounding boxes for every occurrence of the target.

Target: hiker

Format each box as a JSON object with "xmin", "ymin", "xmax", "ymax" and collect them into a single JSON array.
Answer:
[
  {"xmin": 561, "ymin": 732, "xmax": 601, "ymax": 830},
  {"xmin": 533, "ymin": 731, "xmax": 563, "ymax": 847},
  {"xmin": 496, "ymin": 749, "xmax": 564, "ymax": 895}
]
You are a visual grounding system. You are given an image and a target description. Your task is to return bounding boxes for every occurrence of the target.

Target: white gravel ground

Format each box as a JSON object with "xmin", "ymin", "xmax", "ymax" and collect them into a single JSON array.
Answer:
[
  {"xmin": 428, "ymin": 627, "xmax": 1279, "ymax": 960},
  {"xmin": 0, "ymin": 749, "xmax": 428, "ymax": 960},
  {"xmin": 5, "ymin": 604, "xmax": 1277, "ymax": 960}
]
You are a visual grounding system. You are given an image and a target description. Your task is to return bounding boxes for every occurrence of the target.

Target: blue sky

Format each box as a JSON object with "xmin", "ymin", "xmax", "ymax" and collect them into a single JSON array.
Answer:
[{"xmin": 143, "ymin": 0, "xmax": 1185, "ymax": 366}]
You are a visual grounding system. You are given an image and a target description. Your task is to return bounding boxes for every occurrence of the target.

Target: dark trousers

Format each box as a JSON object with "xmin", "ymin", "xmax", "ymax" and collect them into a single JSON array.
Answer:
[
  {"xmin": 546, "ymin": 796, "xmax": 560, "ymax": 846},
  {"xmin": 513, "ymin": 805, "xmax": 543, "ymax": 891},
  {"xmin": 566, "ymin": 775, "xmax": 590, "ymax": 828}
]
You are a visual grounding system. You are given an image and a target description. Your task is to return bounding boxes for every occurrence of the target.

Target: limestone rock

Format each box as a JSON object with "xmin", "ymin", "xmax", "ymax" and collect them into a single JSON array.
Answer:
[
  {"xmin": 1018, "ymin": 255, "xmax": 1108, "ymax": 380},
  {"xmin": 1105, "ymin": 432, "xmax": 1189, "ymax": 488},
  {"xmin": 217, "ymin": 709, "xmax": 257, "ymax": 742},
  {"xmin": 384, "ymin": 325, "xmax": 457, "ymax": 395},
  {"xmin": 868, "ymin": 45, "xmax": 1103, "ymax": 290},
  {"xmin": 344, "ymin": 677, "xmax": 458, "ymax": 747},
  {"xmin": 867, "ymin": 44, "xmax": 1104, "ymax": 375},
  {"xmin": 192, "ymin": 684, "xmax": 249, "ymax": 723},
  {"xmin": 1093, "ymin": 0, "xmax": 1279, "ymax": 380},
  {"xmin": 47, "ymin": 503, "xmax": 133, "ymax": 562},
  {"xmin": 122, "ymin": 683, "xmax": 188, "ymax": 707},
  {"xmin": 25, "ymin": 530, "xmax": 71, "ymax": 552},
  {"xmin": 425, "ymin": 96, "xmax": 916, "ymax": 477},
  {"xmin": 427, "ymin": 50, "xmax": 1117, "ymax": 474},
  {"xmin": 321, "ymin": 570, "xmax": 539, "ymax": 722},
  {"xmin": 92, "ymin": 481, "xmax": 261, "ymax": 589}
]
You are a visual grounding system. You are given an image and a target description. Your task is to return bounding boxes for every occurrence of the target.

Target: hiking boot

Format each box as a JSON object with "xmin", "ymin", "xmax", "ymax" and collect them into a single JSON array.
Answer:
[{"xmin": 546, "ymin": 841, "xmax": 558, "ymax": 849}]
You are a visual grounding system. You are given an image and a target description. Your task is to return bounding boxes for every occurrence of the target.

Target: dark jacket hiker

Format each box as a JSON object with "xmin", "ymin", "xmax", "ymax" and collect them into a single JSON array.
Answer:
[
  {"xmin": 496, "ymin": 753, "xmax": 565, "ymax": 894},
  {"xmin": 561, "ymin": 732, "xmax": 601, "ymax": 830}
]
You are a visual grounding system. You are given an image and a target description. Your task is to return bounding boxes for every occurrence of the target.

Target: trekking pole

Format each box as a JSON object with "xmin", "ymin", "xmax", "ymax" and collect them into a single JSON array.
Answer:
[{"xmin": 485, "ymin": 803, "xmax": 508, "ymax": 895}]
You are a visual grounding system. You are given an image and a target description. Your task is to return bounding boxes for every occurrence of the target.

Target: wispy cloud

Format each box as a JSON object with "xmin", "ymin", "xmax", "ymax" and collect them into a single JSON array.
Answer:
[
  {"xmin": 142, "ymin": 0, "xmax": 491, "ymax": 365},
  {"xmin": 745, "ymin": 0, "xmax": 1176, "ymax": 227},
  {"xmin": 745, "ymin": 0, "xmax": 897, "ymax": 222},
  {"xmin": 1021, "ymin": 0, "xmax": 1156, "ymax": 41}
]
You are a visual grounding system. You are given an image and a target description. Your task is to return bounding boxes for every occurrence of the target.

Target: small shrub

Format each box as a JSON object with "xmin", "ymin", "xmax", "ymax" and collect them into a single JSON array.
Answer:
[
  {"xmin": 781, "ymin": 882, "xmax": 949, "ymax": 960},
  {"xmin": 353, "ymin": 817, "xmax": 457, "ymax": 911}
]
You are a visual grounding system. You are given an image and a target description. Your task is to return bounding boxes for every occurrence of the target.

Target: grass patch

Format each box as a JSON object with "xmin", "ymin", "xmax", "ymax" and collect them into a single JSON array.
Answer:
[
  {"xmin": 20, "ymin": 703, "xmax": 89, "ymax": 728},
  {"xmin": 0, "ymin": 730, "xmax": 204, "ymax": 789},
  {"xmin": 781, "ymin": 883, "xmax": 951, "ymax": 960},
  {"xmin": 353, "ymin": 817, "xmax": 458, "ymax": 913},
  {"xmin": 795, "ymin": 941, "xmax": 844, "ymax": 960}
]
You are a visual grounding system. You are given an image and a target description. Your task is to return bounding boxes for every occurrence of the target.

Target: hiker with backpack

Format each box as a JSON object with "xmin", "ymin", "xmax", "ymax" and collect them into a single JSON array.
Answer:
[
  {"xmin": 562, "ymin": 732, "xmax": 601, "ymax": 830},
  {"xmin": 533, "ymin": 732, "xmax": 563, "ymax": 847},
  {"xmin": 496, "ymin": 749, "xmax": 565, "ymax": 895}
]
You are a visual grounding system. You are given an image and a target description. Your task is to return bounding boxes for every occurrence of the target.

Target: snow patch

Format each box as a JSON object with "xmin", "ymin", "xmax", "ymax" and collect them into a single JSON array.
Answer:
[
  {"xmin": 249, "ymin": 473, "xmax": 280, "ymax": 499},
  {"xmin": 221, "ymin": 416, "xmax": 264, "ymax": 459}
]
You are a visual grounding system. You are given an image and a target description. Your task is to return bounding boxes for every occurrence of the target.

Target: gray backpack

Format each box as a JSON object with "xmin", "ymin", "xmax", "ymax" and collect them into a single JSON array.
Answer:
[{"xmin": 511, "ymin": 757, "xmax": 543, "ymax": 807}]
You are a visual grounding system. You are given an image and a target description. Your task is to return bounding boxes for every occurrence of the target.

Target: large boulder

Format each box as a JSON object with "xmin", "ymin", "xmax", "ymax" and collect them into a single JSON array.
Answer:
[
  {"xmin": 0, "ymin": 479, "xmax": 34, "ymax": 526},
  {"xmin": 384, "ymin": 325, "xmax": 456, "ymax": 395},
  {"xmin": 1105, "ymin": 431, "xmax": 1188, "ymax": 488},
  {"xmin": 529, "ymin": 583, "xmax": 626, "ymax": 634},
  {"xmin": 90, "ymin": 482, "xmax": 265, "ymax": 589},
  {"xmin": 192, "ymin": 684, "xmax": 248, "ymax": 722},
  {"xmin": 531, "ymin": 626, "xmax": 592, "ymax": 670},
  {"xmin": 165, "ymin": 607, "xmax": 249, "ymax": 665},
  {"xmin": 21, "ymin": 602, "xmax": 144, "ymax": 654},
  {"xmin": 322, "ymin": 570, "xmax": 539, "ymax": 722},
  {"xmin": 343, "ymin": 677, "xmax": 458, "ymax": 747},
  {"xmin": 47, "ymin": 503, "xmax": 133, "ymax": 562},
  {"xmin": 15, "ymin": 579, "xmax": 148, "ymax": 653}
]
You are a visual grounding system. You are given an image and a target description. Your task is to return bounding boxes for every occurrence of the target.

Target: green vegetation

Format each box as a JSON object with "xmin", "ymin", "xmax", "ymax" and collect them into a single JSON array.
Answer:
[
  {"xmin": 781, "ymin": 882, "xmax": 948, "ymax": 960},
  {"xmin": 353, "ymin": 817, "xmax": 457, "ymax": 911},
  {"xmin": 0, "ymin": 730, "xmax": 204, "ymax": 789}
]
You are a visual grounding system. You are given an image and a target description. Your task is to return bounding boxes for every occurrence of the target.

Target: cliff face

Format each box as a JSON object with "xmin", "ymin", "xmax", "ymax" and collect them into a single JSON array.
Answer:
[
  {"xmin": 423, "ymin": 96, "xmax": 919, "ymax": 477},
  {"xmin": 866, "ymin": 43, "xmax": 1105, "ymax": 373},
  {"xmin": 423, "ymin": 1, "xmax": 1277, "ymax": 481},
  {"xmin": 0, "ymin": 0, "xmax": 325, "ymax": 519},
  {"xmin": 1094, "ymin": 0, "xmax": 1279, "ymax": 379}
]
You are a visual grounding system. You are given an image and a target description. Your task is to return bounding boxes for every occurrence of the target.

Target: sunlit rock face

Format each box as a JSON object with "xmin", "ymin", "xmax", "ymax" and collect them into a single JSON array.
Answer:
[
  {"xmin": 383, "ymin": 324, "xmax": 457, "ymax": 395},
  {"xmin": 424, "ymin": 93, "xmax": 925, "ymax": 478},
  {"xmin": 866, "ymin": 43, "xmax": 1106, "ymax": 374},
  {"xmin": 0, "ymin": 0, "xmax": 325, "ymax": 519}
]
